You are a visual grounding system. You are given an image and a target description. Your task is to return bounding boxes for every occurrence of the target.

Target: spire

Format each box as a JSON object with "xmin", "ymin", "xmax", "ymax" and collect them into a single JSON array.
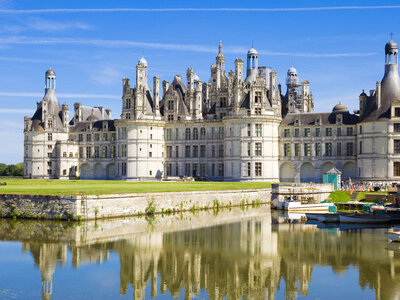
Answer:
[{"xmin": 218, "ymin": 40, "xmax": 222, "ymax": 55}]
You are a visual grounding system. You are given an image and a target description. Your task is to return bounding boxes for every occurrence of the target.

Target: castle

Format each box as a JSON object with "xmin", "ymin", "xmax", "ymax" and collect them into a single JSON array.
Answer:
[{"xmin": 23, "ymin": 40, "xmax": 400, "ymax": 182}]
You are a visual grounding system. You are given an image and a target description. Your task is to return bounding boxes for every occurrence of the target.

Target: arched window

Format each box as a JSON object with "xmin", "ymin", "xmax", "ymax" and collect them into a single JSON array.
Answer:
[
  {"xmin": 200, "ymin": 128, "xmax": 206, "ymax": 140},
  {"xmin": 185, "ymin": 128, "xmax": 191, "ymax": 140},
  {"xmin": 193, "ymin": 128, "xmax": 199, "ymax": 140}
]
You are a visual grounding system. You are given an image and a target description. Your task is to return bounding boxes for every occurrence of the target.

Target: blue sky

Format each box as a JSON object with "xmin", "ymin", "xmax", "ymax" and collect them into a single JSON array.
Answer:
[{"xmin": 0, "ymin": 0, "xmax": 399, "ymax": 163}]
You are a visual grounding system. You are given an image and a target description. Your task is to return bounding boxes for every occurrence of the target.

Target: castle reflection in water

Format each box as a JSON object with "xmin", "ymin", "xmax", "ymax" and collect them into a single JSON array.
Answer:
[{"xmin": 2, "ymin": 207, "xmax": 400, "ymax": 300}]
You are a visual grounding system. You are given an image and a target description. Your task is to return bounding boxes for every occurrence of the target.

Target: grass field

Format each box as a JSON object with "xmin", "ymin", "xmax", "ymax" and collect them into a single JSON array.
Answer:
[
  {"xmin": 0, "ymin": 178, "xmax": 272, "ymax": 196},
  {"xmin": 328, "ymin": 190, "xmax": 389, "ymax": 203}
]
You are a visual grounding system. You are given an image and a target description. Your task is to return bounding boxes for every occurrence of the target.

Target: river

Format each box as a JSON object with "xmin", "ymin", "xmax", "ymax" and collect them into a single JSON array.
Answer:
[{"xmin": 0, "ymin": 206, "xmax": 398, "ymax": 299}]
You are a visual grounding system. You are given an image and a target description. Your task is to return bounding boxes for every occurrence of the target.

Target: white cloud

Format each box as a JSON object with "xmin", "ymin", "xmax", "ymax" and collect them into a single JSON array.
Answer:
[
  {"xmin": 0, "ymin": 36, "xmax": 377, "ymax": 57},
  {"xmin": 1, "ymin": 18, "xmax": 91, "ymax": 33},
  {"xmin": 0, "ymin": 108, "xmax": 34, "ymax": 114},
  {"xmin": 0, "ymin": 6, "xmax": 399, "ymax": 13},
  {"xmin": 91, "ymin": 67, "xmax": 122, "ymax": 85},
  {"xmin": 0, "ymin": 92, "xmax": 120, "ymax": 99}
]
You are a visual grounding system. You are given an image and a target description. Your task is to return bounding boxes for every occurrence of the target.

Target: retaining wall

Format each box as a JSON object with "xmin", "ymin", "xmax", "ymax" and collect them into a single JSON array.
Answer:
[{"xmin": 0, "ymin": 188, "xmax": 271, "ymax": 220}]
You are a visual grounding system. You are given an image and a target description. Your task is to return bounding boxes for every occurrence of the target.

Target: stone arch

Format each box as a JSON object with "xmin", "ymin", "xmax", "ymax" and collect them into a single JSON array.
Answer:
[
  {"xmin": 280, "ymin": 162, "xmax": 295, "ymax": 182},
  {"xmin": 106, "ymin": 163, "xmax": 116, "ymax": 180},
  {"xmin": 300, "ymin": 162, "xmax": 315, "ymax": 182},
  {"xmin": 94, "ymin": 163, "xmax": 104, "ymax": 180},
  {"xmin": 80, "ymin": 163, "xmax": 91, "ymax": 179},
  {"xmin": 342, "ymin": 162, "xmax": 357, "ymax": 180},
  {"xmin": 321, "ymin": 162, "xmax": 335, "ymax": 182}
]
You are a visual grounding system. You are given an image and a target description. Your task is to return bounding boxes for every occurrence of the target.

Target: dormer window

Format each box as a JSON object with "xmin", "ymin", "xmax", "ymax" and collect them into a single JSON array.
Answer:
[
  {"xmin": 294, "ymin": 119, "xmax": 299, "ymax": 126},
  {"xmin": 315, "ymin": 118, "xmax": 320, "ymax": 125},
  {"xmin": 336, "ymin": 114, "xmax": 343, "ymax": 124},
  {"xmin": 395, "ymin": 107, "xmax": 400, "ymax": 117}
]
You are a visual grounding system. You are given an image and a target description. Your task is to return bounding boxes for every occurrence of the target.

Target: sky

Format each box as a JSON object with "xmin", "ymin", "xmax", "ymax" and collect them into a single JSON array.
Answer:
[{"xmin": 0, "ymin": 0, "xmax": 399, "ymax": 163}]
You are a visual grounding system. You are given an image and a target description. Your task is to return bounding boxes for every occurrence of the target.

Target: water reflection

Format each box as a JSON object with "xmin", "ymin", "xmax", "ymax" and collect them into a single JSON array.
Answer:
[{"xmin": 1, "ymin": 207, "xmax": 400, "ymax": 299}]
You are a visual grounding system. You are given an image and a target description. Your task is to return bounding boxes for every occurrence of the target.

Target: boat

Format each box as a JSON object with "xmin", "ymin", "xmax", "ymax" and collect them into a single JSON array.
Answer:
[
  {"xmin": 305, "ymin": 212, "xmax": 326, "ymax": 220},
  {"xmin": 315, "ymin": 213, "xmax": 340, "ymax": 223},
  {"xmin": 386, "ymin": 231, "xmax": 400, "ymax": 242},
  {"xmin": 363, "ymin": 201, "xmax": 387, "ymax": 214},
  {"xmin": 281, "ymin": 201, "xmax": 337, "ymax": 212},
  {"xmin": 339, "ymin": 213, "xmax": 391, "ymax": 224}
]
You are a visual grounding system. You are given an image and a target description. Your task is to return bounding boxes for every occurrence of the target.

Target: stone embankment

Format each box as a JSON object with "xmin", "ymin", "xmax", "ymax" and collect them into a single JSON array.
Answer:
[{"xmin": 0, "ymin": 188, "xmax": 271, "ymax": 220}]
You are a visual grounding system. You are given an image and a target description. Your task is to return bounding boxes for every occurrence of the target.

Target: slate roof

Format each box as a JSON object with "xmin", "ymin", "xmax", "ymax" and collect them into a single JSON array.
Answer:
[{"xmin": 281, "ymin": 111, "xmax": 359, "ymax": 126}]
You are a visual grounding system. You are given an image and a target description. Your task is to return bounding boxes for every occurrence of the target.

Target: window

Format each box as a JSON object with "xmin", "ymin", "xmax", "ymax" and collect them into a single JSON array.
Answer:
[
  {"xmin": 86, "ymin": 146, "xmax": 91, "ymax": 158},
  {"xmin": 192, "ymin": 164, "xmax": 198, "ymax": 177},
  {"xmin": 78, "ymin": 134, "xmax": 83, "ymax": 142},
  {"xmin": 255, "ymin": 143, "xmax": 262, "ymax": 156},
  {"xmin": 211, "ymin": 164, "xmax": 215, "ymax": 176},
  {"xmin": 218, "ymin": 163, "xmax": 224, "ymax": 177},
  {"xmin": 326, "ymin": 128, "xmax": 332, "ymax": 136},
  {"xmin": 212, "ymin": 145, "xmax": 215, "ymax": 157},
  {"xmin": 395, "ymin": 124, "xmax": 400, "ymax": 133},
  {"xmin": 185, "ymin": 128, "xmax": 191, "ymax": 140},
  {"xmin": 255, "ymin": 162, "xmax": 262, "ymax": 176},
  {"xmin": 103, "ymin": 133, "xmax": 108, "ymax": 141},
  {"xmin": 315, "ymin": 128, "xmax": 321, "ymax": 137},
  {"xmin": 294, "ymin": 129, "xmax": 299, "ymax": 137},
  {"xmin": 166, "ymin": 163, "xmax": 172, "ymax": 176},
  {"xmin": 360, "ymin": 126, "xmax": 363, "ymax": 134},
  {"xmin": 337, "ymin": 128, "xmax": 341, "ymax": 136},
  {"xmin": 47, "ymin": 120, "xmax": 53, "ymax": 129},
  {"xmin": 218, "ymin": 127, "xmax": 224, "ymax": 139},
  {"xmin": 193, "ymin": 128, "xmax": 199, "ymax": 140},
  {"xmin": 95, "ymin": 133, "xmax": 100, "ymax": 141},
  {"xmin": 167, "ymin": 146, "xmax": 172, "ymax": 158},
  {"xmin": 121, "ymin": 127, "xmax": 127, "ymax": 139},
  {"xmin": 337, "ymin": 142, "xmax": 342, "ymax": 156},
  {"xmin": 48, "ymin": 133, "xmax": 52, "ymax": 141},
  {"xmin": 284, "ymin": 129, "xmax": 290, "ymax": 137},
  {"xmin": 255, "ymin": 108, "xmax": 262, "ymax": 115},
  {"xmin": 395, "ymin": 107, "xmax": 400, "ymax": 117},
  {"xmin": 359, "ymin": 141, "xmax": 363, "ymax": 154},
  {"xmin": 86, "ymin": 134, "xmax": 91, "ymax": 142},
  {"xmin": 220, "ymin": 97, "xmax": 227, "ymax": 108},
  {"xmin": 149, "ymin": 151, "xmax": 152, "ymax": 157},
  {"xmin": 284, "ymin": 143, "xmax": 290, "ymax": 157},
  {"xmin": 79, "ymin": 147, "xmax": 83, "ymax": 157},
  {"xmin": 121, "ymin": 163, "xmax": 127, "ymax": 176},
  {"xmin": 247, "ymin": 162, "xmax": 251, "ymax": 177},
  {"xmin": 193, "ymin": 145, "xmax": 198, "ymax": 157},
  {"xmin": 200, "ymin": 128, "xmax": 206, "ymax": 140},
  {"xmin": 185, "ymin": 163, "xmax": 191, "ymax": 176},
  {"xmin": 47, "ymin": 152, "xmax": 52, "ymax": 158},
  {"xmin": 63, "ymin": 169, "xmax": 67, "ymax": 176},
  {"xmin": 168, "ymin": 100, "xmax": 174, "ymax": 111},
  {"xmin": 304, "ymin": 143, "xmax": 311, "ymax": 156},
  {"xmin": 347, "ymin": 127, "xmax": 353, "ymax": 136},
  {"xmin": 175, "ymin": 146, "xmax": 179, "ymax": 158},
  {"xmin": 218, "ymin": 145, "xmax": 224, "ymax": 157},
  {"xmin": 93, "ymin": 146, "xmax": 99, "ymax": 158},
  {"xmin": 121, "ymin": 144, "xmax": 127, "ymax": 157},
  {"xmin": 200, "ymin": 164, "xmax": 206, "ymax": 177},
  {"xmin": 168, "ymin": 115, "xmax": 174, "ymax": 121},
  {"xmin": 304, "ymin": 128, "xmax": 310, "ymax": 137},
  {"xmin": 247, "ymin": 124, "xmax": 251, "ymax": 136},
  {"xmin": 185, "ymin": 145, "xmax": 191, "ymax": 158},
  {"xmin": 102, "ymin": 146, "xmax": 107, "ymax": 158},
  {"xmin": 166, "ymin": 128, "xmax": 172, "ymax": 140},
  {"xmin": 247, "ymin": 143, "xmax": 251, "ymax": 156},
  {"xmin": 394, "ymin": 162, "xmax": 400, "ymax": 176},
  {"xmin": 255, "ymin": 91, "xmax": 262, "ymax": 103},
  {"xmin": 111, "ymin": 133, "xmax": 116, "ymax": 141},
  {"xmin": 315, "ymin": 143, "xmax": 321, "ymax": 156},
  {"xmin": 200, "ymin": 145, "xmax": 206, "ymax": 158},
  {"xmin": 395, "ymin": 140, "xmax": 400, "ymax": 154},
  {"xmin": 325, "ymin": 143, "xmax": 332, "ymax": 156},
  {"xmin": 295, "ymin": 144, "xmax": 300, "ymax": 156},
  {"xmin": 212, "ymin": 127, "xmax": 216, "ymax": 139},
  {"xmin": 255, "ymin": 124, "xmax": 262, "ymax": 136},
  {"xmin": 111, "ymin": 146, "xmax": 116, "ymax": 158},
  {"xmin": 175, "ymin": 128, "xmax": 179, "ymax": 140},
  {"xmin": 175, "ymin": 164, "xmax": 179, "ymax": 176},
  {"xmin": 346, "ymin": 142, "xmax": 353, "ymax": 156}
]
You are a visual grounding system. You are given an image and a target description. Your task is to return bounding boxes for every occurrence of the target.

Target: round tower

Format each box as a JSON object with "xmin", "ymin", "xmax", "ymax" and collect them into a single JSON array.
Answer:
[
  {"xmin": 45, "ymin": 68, "xmax": 56, "ymax": 90},
  {"xmin": 380, "ymin": 39, "xmax": 400, "ymax": 112},
  {"xmin": 246, "ymin": 47, "xmax": 258, "ymax": 82},
  {"xmin": 286, "ymin": 66, "xmax": 298, "ymax": 86}
]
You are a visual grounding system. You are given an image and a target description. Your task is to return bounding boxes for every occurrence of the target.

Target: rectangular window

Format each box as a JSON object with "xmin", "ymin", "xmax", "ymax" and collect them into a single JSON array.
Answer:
[
  {"xmin": 337, "ymin": 142, "xmax": 342, "ymax": 156},
  {"xmin": 325, "ymin": 143, "xmax": 332, "ymax": 156},
  {"xmin": 294, "ymin": 129, "xmax": 299, "ymax": 137},
  {"xmin": 103, "ymin": 133, "xmax": 108, "ymax": 141},
  {"xmin": 326, "ymin": 128, "xmax": 332, "ymax": 136},
  {"xmin": 79, "ymin": 147, "xmax": 83, "ymax": 158},
  {"xmin": 218, "ymin": 163, "xmax": 224, "ymax": 177},
  {"xmin": 111, "ymin": 133, "xmax": 116, "ymax": 141},
  {"xmin": 255, "ymin": 124, "xmax": 262, "ymax": 136},
  {"xmin": 347, "ymin": 127, "xmax": 353, "ymax": 136},
  {"xmin": 394, "ymin": 162, "xmax": 400, "ymax": 176},
  {"xmin": 200, "ymin": 145, "xmax": 206, "ymax": 158},
  {"xmin": 284, "ymin": 143, "xmax": 291, "ymax": 157},
  {"xmin": 395, "ymin": 140, "xmax": 400, "ymax": 154},
  {"xmin": 86, "ymin": 146, "xmax": 91, "ymax": 158},
  {"xmin": 185, "ymin": 128, "xmax": 191, "ymax": 140},
  {"xmin": 121, "ymin": 163, "xmax": 127, "ymax": 176},
  {"xmin": 359, "ymin": 141, "xmax": 363, "ymax": 154},
  {"xmin": 121, "ymin": 127, "xmax": 127, "ymax": 139},
  {"xmin": 255, "ymin": 91, "xmax": 262, "ymax": 103},
  {"xmin": 86, "ymin": 134, "xmax": 91, "ymax": 142},
  {"xmin": 193, "ymin": 145, "xmax": 198, "ymax": 158},
  {"xmin": 218, "ymin": 145, "xmax": 224, "ymax": 158},
  {"xmin": 212, "ymin": 127, "xmax": 216, "ymax": 139},
  {"xmin": 149, "ymin": 151, "xmax": 152, "ymax": 158},
  {"xmin": 95, "ymin": 133, "xmax": 100, "ymax": 141},
  {"xmin": 247, "ymin": 143, "xmax": 251, "ymax": 156},
  {"xmin": 167, "ymin": 114, "xmax": 174, "ymax": 121},
  {"xmin": 295, "ymin": 144, "xmax": 300, "ymax": 156},
  {"xmin": 218, "ymin": 127, "xmax": 224, "ymax": 139},
  {"xmin": 315, "ymin": 143, "xmax": 321, "ymax": 156},
  {"xmin": 111, "ymin": 146, "xmax": 116, "ymax": 158},
  {"xmin": 200, "ymin": 128, "xmax": 206, "ymax": 140},
  {"xmin": 284, "ymin": 129, "xmax": 290, "ymax": 137},
  {"xmin": 220, "ymin": 97, "xmax": 227, "ymax": 107},
  {"xmin": 175, "ymin": 164, "xmax": 179, "ymax": 176},
  {"xmin": 121, "ymin": 144, "xmax": 127, "ymax": 157},
  {"xmin": 166, "ymin": 163, "xmax": 172, "ymax": 176},
  {"xmin": 200, "ymin": 163, "xmax": 206, "ymax": 177},
  {"xmin": 346, "ymin": 142, "xmax": 353, "ymax": 156},
  {"xmin": 185, "ymin": 163, "xmax": 191, "ymax": 176},
  {"xmin": 304, "ymin": 143, "xmax": 311, "ymax": 156},
  {"xmin": 395, "ymin": 124, "xmax": 400, "ymax": 132},
  {"xmin": 78, "ymin": 134, "xmax": 83, "ymax": 142},
  {"xmin": 255, "ymin": 143, "xmax": 262, "ymax": 156},
  {"xmin": 167, "ymin": 146, "xmax": 172, "ymax": 158},
  {"xmin": 304, "ymin": 128, "xmax": 310, "ymax": 137},
  {"xmin": 255, "ymin": 108, "xmax": 262, "ymax": 115},
  {"xmin": 212, "ymin": 145, "xmax": 215, "ymax": 157},
  {"xmin": 185, "ymin": 145, "xmax": 191, "ymax": 158},
  {"xmin": 337, "ymin": 128, "xmax": 341, "ymax": 136},
  {"xmin": 175, "ymin": 146, "xmax": 179, "ymax": 158},
  {"xmin": 255, "ymin": 162, "xmax": 262, "ymax": 176},
  {"xmin": 102, "ymin": 146, "xmax": 107, "ymax": 158},
  {"xmin": 47, "ymin": 133, "xmax": 52, "ymax": 141},
  {"xmin": 211, "ymin": 163, "xmax": 215, "ymax": 176},
  {"xmin": 395, "ymin": 107, "xmax": 400, "ymax": 117},
  {"xmin": 315, "ymin": 128, "xmax": 321, "ymax": 137},
  {"xmin": 168, "ymin": 100, "xmax": 174, "ymax": 111},
  {"xmin": 175, "ymin": 128, "xmax": 179, "ymax": 140},
  {"xmin": 247, "ymin": 162, "xmax": 251, "ymax": 177},
  {"xmin": 247, "ymin": 124, "xmax": 251, "ymax": 137},
  {"xmin": 166, "ymin": 128, "xmax": 172, "ymax": 141}
]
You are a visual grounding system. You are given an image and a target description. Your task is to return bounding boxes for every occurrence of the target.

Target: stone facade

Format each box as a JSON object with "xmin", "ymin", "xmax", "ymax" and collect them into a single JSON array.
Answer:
[{"xmin": 23, "ymin": 39, "xmax": 400, "ymax": 182}]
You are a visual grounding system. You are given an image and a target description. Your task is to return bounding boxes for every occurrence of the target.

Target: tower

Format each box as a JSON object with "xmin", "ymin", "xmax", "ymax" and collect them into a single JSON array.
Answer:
[
  {"xmin": 136, "ymin": 57, "xmax": 148, "ymax": 88},
  {"xmin": 153, "ymin": 76, "xmax": 160, "ymax": 116},
  {"xmin": 216, "ymin": 41, "xmax": 225, "ymax": 72},
  {"xmin": 246, "ymin": 47, "xmax": 258, "ymax": 82}
]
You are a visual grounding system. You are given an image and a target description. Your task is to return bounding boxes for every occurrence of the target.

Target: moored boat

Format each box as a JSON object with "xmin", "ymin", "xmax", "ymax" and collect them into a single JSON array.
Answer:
[
  {"xmin": 283, "ymin": 201, "xmax": 337, "ymax": 212},
  {"xmin": 386, "ymin": 231, "xmax": 400, "ymax": 242},
  {"xmin": 339, "ymin": 213, "xmax": 391, "ymax": 224},
  {"xmin": 305, "ymin": 212, "xmax": 326, "ymax": 221},
  {"xmin": 317, "ymin": 213, "xmax": 340, "ymax": 223}
]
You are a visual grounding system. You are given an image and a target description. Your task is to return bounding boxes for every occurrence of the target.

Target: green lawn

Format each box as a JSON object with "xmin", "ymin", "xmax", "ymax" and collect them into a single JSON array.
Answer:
[
  {"xmin": 328, "ymin": 190, "xmax": 389, "ymax": 203},
  {"xmin": 0, "ymin": 178, "xmax": 272, "ymax": 196}
]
